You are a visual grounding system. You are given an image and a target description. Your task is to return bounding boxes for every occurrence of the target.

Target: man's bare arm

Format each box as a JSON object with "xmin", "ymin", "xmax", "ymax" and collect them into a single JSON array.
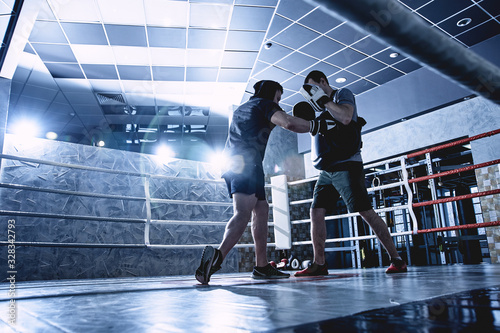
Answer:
[
  {"xmin": 324, "ymin": 102, "xmax": 354, "ymax": 125},
  {"xmin": 270, "ymin": 110, "xmax": 310, "ymax": 133}
]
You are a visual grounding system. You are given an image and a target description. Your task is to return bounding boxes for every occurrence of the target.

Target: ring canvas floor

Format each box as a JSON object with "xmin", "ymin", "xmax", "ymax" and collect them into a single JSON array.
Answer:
[{"xmin": 1, "ymin": 264, "xmax": 499, "ymax": 332}]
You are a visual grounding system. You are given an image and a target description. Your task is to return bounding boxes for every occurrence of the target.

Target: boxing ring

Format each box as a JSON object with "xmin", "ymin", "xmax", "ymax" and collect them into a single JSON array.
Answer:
[
  {"xmin": 1, "ymin": 128, "xmax": 499, "ymax": 273},
  {"xmin": 273, "ymin": 128, "xmax": 500, "ymax": 268}
]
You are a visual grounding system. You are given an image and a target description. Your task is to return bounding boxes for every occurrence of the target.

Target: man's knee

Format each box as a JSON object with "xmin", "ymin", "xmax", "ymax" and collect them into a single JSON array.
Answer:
[{"xmin": 310, "ymin": 207, "xmax": 326, "ymax": 222}]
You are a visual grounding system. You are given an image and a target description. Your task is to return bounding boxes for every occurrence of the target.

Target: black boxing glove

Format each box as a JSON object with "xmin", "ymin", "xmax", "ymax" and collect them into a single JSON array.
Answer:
[
  {"xmin": 309, "ymin": 119, "xmax": 337, "ymax": 136},
  {"xmin": 292, "ymin": 101, "xmax": 316, "ymax": 121}
]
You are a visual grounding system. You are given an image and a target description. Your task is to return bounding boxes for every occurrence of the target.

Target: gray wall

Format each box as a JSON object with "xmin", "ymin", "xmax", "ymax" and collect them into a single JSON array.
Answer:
[
  {"xmin": 361, "ymin": 96, "xmax": 500, "ymax": 165},
  {"xmin": 0, "ymin": 135, "xmax": 237, "ymax": 281}
]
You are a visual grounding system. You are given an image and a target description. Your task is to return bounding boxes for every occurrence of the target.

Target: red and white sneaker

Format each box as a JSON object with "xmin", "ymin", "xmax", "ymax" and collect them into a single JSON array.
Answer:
[
  {"xmin": 386, "ymin": 259, "xmax": 407, "ymax": 274},
  {"xmin": 294, "ymin": 262, "xmax": 328, "ymax": 277}
]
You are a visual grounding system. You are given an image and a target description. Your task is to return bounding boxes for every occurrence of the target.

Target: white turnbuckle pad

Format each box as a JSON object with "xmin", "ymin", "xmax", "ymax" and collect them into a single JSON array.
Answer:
[{"xmin": 271, "ymin": 174, "xmax": 291, "ymax": 250}]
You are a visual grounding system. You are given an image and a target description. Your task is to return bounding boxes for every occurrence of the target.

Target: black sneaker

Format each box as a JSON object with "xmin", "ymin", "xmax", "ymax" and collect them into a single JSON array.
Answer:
[
  {"xmin": 195, "ymin": 246, "xmax": 223, "ymax": 284},
  {"xmin": 252, "ymin": 263, "xmax": 290, "ymax": 279}
]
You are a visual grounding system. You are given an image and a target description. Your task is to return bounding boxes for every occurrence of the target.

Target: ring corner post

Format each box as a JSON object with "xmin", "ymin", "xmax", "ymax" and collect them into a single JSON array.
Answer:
[{"xmin": 271, "ymin": 175, "xmax": 292, "ymax": 250}]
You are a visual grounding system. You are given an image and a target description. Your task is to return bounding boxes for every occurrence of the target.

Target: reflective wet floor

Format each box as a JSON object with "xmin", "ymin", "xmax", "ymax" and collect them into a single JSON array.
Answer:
[{"xmin": 1, "ymin": 264, "xmax": 499, "ymax": 332}]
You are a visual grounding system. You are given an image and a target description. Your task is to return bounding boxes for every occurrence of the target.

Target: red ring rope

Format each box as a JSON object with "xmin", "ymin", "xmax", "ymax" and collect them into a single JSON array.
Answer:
[
  {"xmin": 408, "ymin": 159, "xmax": 500, "ymax": 184},
  {"xmin": 407, "ymin": 129, "xmax": 500, "ymax": 159},
  {"xmin": 412, "ymin": 189, "xmax": 500, "ymax": 208},
  {"xmin": 416, "ymin": 221, "xmax": 500, "ymax": 234}
]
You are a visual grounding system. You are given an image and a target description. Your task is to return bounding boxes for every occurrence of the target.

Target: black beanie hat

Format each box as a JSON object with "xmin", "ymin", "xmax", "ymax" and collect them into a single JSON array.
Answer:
[{"xmin": 253, "ymin": 80, "xmax": 283, "ymax": 100}]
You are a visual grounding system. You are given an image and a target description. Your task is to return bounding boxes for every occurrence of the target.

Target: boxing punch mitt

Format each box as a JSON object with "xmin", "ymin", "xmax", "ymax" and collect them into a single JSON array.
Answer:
[{"xmin": 300, "ymin": 84, "xmax": 331, "ymax": 112}]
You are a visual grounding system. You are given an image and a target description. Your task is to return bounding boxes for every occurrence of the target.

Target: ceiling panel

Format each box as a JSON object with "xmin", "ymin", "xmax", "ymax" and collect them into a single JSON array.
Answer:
[
  {"xmin": 366, "ymin": 67, "xmax": 405, "ymax": 85},
  {"xmin": 190, "ymin": 3, "xmax": 231, "ymax": 29},
  {"xmin": 72, "ymin": 45, "xmax": 115, "ymax": 64},
  {"xmin": 44, "ymin": 63, "xmax": 84, "ymax": 79},
  {"xmin": 229, "ymin": 5, "xmax": 275, "ymax": 30},
  {"xmin": 221, "ymin": 51, "xmax": 258, "ymax": 68},
  {"xmin": 350, "ymin": 37, "xmax": 389, "ymax": 56},
  {"xmin": 416, "ymin": 0, "xmax": 474, "ymax": 24},
  {"xmin": 81, "ymin": 64, "xmax": 118, "ymax": 80},
  {"xmin": 147, "ymin": 27, "xmax": 187, "ymax": 48},
  {"xmin": 274, "ymin": 51, "xmax": 318, "ymax": 74},
  {"xmin": 144, "ymin": 1, "xmax": 188, "ymax": 26},
  {"xmin": 273, "ymin": 24, "xmax": 321, "ymax": 50},
  {"xmin": 392, "ymin": 58, "xmax": 422, "ymax": 73},
  {"xmin": 347, "ymin": 58, "xmax": 387, "ymax": 77},
  {"xmin": 324, "ymin": 48, "xmax": 367, "ymax": 68},
  {"xmin": 52, "ymin": 0, "xmax": 101, "ymax": 22},
  {"xmin": 152, "ymin": 66, "xmax": 184, "ymax": 81},
  {"xmin": 257, "ymin": 42, "xmax": 294, "ymax": 64},
  {"xmin": 29, "ymin": 21, "xmax": 67, "ymax": 43},
  {"xmin": 186, "ymin": 67, "xmax": 218, "ymax": 81},
  {"xmin": 326, "ymin": 23, "xmax": 368, "ymax": 45},
  {"xmin": 298, "ymin": 6, "xmax": 343, "ymax": 33},
  {"xmin": 275, "ymin": 0, "xmax": 314, "ymax": 21},
  {"xmin": 218, "ymin": 68, "xmax": 252, "ymax": 82},
  {"xmin": 437, "ymin": 5, "xmax": 491, "ymax": 36},
  {"xmin": 5, "ymin": 0, "xmax": 500, "ymax": 161},
  {"xmin": 97, "ymin": 0, "xmax": 146, "ymax": 26},
  {"xmin": 300, "ymin": 36, "xmax": 345, "ymax": 59},
  {"xmin": 116, "ymin": 65, "xmax": 151, "ymax": 80},
  {"xmin": 32, "ymin": 44, "xmax": 77, "ymax": 62},
  {"xmin": 61, "ymin": 22, "xmax": 108, "ymax": 45},
  {"xmin": 265, "ymin": 15, "xmax": 293, "ymax": 38},
  {"xmin": 456, "ymin": 19, "xmax": 500, "ymax": 46},
  {"xmin": 480, "ymin": 0, "xmax": 500, "ymax": 16},
  {"xmin": 188, "ymin": 28, "xmax": 226, "ymax": 49},
  {"xmin": 225, "ymin": 30, "xmax": 266, "ymax": 51},
  {"xmin": 105, "ymin": 25, "xmax": 148, "ymax": 47}
]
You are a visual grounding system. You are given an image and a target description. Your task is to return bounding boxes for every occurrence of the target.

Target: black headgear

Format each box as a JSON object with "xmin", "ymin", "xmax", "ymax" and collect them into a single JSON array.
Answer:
[{"xmin": 253, "ymin": 80, "xmax": 283, "ymax": 100}]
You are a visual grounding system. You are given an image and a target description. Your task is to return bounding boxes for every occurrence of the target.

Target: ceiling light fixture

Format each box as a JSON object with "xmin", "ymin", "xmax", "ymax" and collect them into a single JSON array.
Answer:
[
  {"xmin": 389, "ymin": 52, "xmax": 400, "ymax": 58},
  {"xmin": 264, "ymin": 42, "xmax": 272, "ymax": 49},
  {"xmin": 46, "ymin": 132, "xmax": 58, "ymax": 140},
  {"xmin": 12, "ymin": 120, "xmax": 39, "ymax": 137},
  {"xmin": 457, "ymin": 18, "xmax": 472, "ymax": 27},
  {"xmin": 156, "ymin": 144, "xmax": 175, "ymax": 158},
  {"xmin": 335, "ymin": 77, "xmax": 347, "ymax": 83}
]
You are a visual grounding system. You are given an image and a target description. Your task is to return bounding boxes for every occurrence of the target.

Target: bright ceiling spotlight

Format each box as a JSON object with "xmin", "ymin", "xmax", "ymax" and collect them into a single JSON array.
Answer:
[
  {"xmin": 209, "ymin": 150, "xmax": 228, "ymax": 166},
  {"xmin": 97, "ymin": 140, "xmax": 105, "ymax": 147},
  {"xmin": 208, "ymin": 150, "xmax": 229, "ymax": 175},
  {"xmin": 11, "ymin": 120, "xmax": 39, "ymax": 137},
  {"xmin": 155, "ymin": 144, "xmax": 176, "ymax": 163},
  {"xmin": 335, "ymin": 77, "xmax": 347, "ymax": 83},
  {"xmin": 457, "ymin": 18, "xmax": 472, "ymax": 27},
  {"xmin": 46, "ymin": 132, "xmax": 58, "ymax": 140},
  {"xmin": 389, "ymin": 52, "xmax": 400, "ymax": 58}
]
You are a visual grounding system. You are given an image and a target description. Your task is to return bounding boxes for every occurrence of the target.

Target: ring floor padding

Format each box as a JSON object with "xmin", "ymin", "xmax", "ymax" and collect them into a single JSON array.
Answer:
[{"xmin": 1, "ymin": 264, "xmax": 499, "ymax": 332}]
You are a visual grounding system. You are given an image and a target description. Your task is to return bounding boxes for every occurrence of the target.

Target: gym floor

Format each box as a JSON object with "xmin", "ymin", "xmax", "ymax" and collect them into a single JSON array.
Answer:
[{"xmin": 1, "ymin": 264, "xmax": 499, "ymax": 332}]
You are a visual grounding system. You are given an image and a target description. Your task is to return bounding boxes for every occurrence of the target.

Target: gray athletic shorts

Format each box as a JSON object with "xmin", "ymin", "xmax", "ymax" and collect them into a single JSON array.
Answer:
[
  {"xmin": 311, "ymin": 162, "xmax": 372, "ymax": 213},
  {"xmin": 222, "ymin": 164, "xmax": 266, "ymax": 200}
]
